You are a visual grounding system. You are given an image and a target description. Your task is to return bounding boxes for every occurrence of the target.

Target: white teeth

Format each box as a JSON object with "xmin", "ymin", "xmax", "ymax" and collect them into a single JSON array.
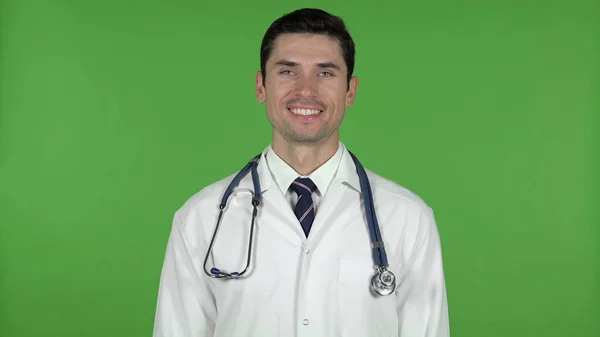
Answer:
[{"xmin": 290, "ymin": 108, "xmax": 322, "ymax": 115}]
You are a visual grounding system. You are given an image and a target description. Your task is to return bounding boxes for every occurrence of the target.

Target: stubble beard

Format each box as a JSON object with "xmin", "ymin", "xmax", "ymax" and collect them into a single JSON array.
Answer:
[{"xmin": 279, "ymin": 119, "xmax": 334, "ymax": 144}]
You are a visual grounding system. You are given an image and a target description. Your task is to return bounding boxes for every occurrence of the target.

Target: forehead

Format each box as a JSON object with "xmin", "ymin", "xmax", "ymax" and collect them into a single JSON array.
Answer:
[{"xmin": 269, "ymin": 33, "xmax": 345, "ymax": 66}]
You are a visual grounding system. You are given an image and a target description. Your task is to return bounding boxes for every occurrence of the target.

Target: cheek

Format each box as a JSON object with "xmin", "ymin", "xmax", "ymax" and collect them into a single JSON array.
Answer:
[
  {"xmin": 326, "ymin": 89, "xmax": 349, "ymax": 109},
  {"xmin": 266, "ymin": 85, "xmax": 290, "ymax": 106},
  {"xmin": 264, "ymin": 87, "xmax": 286, "ymax": 115},
  {"xmin": 321, "ymin": 81, "xmax": 347, "ymax": 99}
]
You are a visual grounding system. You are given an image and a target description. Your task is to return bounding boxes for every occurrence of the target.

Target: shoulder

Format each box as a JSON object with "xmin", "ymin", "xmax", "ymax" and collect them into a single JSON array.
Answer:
[
  {"xmin": 363, "ymin": 168, "xmax": 440, "ymax": 252},
  {"xmin": 365, "ymin": 168, "xmax": 434, "ymax": 218},
  {"xmin": 172, "ymin": 172, "xmax": 238, "ymax": 229}
]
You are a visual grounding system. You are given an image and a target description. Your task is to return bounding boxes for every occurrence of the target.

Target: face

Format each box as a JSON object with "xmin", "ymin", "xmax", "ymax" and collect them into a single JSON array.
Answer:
[{"xmin": 256, "ymin": 33, "xmax": 358, "ymax": 146}]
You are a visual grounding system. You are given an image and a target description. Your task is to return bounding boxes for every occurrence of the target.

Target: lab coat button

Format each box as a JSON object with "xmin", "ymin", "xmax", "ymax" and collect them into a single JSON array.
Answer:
[
  {"xmin": 302, "ymin": 319, "xmax": 309, "ymax": 325},
  {"xmin": 305, "ymin": 248, "xmax": 310, "ymax": 254}
]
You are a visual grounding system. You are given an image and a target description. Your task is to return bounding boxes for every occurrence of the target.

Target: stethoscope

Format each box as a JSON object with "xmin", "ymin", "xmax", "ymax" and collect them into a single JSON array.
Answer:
[{"xmin": 202, "ymin": 151, "xmax": 397, "ymax": 296}]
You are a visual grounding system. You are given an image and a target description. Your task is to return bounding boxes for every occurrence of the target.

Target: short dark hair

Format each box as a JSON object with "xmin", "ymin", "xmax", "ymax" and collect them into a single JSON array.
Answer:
[{"xmin": 260, "ymin": 8, "xmax": 356, "ymax": 85}]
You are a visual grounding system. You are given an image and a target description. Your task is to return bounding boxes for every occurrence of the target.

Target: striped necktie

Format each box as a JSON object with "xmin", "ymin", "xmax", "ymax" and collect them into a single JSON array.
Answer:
[{"xmin": 290, "ymin": 177, "xmax": 317, "ymax": 237}]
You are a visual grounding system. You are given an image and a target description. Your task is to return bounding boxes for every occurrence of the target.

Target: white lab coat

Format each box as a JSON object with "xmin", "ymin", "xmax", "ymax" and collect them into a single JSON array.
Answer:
[{"xmin": 153, "ymin": 144, "xmax": 450, "ymax": 337}]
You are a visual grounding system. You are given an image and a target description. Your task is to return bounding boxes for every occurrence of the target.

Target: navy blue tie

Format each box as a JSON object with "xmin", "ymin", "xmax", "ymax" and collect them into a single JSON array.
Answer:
[{"xmin": 290, "ymin": 177, "xmax": 317, "ymax": 237}]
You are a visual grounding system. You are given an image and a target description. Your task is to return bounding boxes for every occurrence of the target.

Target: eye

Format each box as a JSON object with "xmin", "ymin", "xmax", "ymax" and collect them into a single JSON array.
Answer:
[
  {"xmin": 319, "ymin": 71, "xmax": 334, "ymax": 77},
  {"xmin": 280, "ymin": 70, "xmax": 294, "ymax": 75}
]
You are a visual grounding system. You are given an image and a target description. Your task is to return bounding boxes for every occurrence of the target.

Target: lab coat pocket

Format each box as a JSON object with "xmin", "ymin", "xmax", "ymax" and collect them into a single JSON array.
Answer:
[{"xmin": 337, "ymin": 257, "xmax": 398, "ymax": 337}]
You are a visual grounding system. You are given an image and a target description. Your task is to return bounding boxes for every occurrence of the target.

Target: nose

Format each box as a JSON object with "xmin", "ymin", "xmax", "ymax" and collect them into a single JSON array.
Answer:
[{"xmin": 295, "ymin": 76, "xmax": 318, "ymax": 97}]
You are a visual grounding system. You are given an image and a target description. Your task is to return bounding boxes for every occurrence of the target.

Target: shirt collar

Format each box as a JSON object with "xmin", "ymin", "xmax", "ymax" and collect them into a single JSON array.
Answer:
[
  {"xmin": 265, "ymin": 141, "xmax": 345, "ymax": 197},
  {"xmin": 239, "ymin": 141, "xmax": 362, "ymax": 195}
]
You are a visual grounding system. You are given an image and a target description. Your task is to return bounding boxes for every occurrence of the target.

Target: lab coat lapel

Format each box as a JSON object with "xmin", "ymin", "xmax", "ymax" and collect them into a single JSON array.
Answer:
[
  {"xmin": 306, "ymin": 148, "xmax": 364, "ymax": 244},
  {"xmin": 306, "ymin": 181, "xmax": 354, "ymax": 242},
  {"xmin": 260, "ymin": 189, "xmax": 306, "ymax": 246},
  {"xmin": 233, "ymin": 146, "xmax": 365, "ymax": 247},
  {"xmin": 236, "ymin": 149, "xmax": 306, "ymax": 247}
]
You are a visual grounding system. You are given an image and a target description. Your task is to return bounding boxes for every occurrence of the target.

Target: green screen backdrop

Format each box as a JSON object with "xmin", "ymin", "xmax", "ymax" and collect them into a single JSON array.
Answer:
[{"xmin": 0, "ymin": 1, "xmax": 598, "ymax": 336}]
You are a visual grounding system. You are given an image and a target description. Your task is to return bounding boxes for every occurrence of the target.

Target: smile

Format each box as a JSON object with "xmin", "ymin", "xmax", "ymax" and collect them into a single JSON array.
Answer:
[{"xmin": 288, "ymin": 108, "xmax": 323, "ymax": 116}]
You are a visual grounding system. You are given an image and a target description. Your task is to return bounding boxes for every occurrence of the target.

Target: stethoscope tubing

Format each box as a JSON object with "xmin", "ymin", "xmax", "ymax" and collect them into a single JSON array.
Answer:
[{"xmin": 202, "ymin": 151, "xmax": 395, "ymax": 296}]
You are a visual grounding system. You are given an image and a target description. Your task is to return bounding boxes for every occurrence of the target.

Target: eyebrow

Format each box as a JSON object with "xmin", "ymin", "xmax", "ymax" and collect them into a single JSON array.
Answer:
[{"xmin": 274, "ymin": 60, "xmax": 341, "ymax": 71}]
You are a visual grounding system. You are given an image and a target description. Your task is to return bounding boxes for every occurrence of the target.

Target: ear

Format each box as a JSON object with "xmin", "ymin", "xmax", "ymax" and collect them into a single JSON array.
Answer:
[
  {"xmin": 345, "ymin": 76, "xmax": 359, "ymax": 107},
  {"xmin": 256, "ymin": 71, "xmax": 266, "ymax": 103}
]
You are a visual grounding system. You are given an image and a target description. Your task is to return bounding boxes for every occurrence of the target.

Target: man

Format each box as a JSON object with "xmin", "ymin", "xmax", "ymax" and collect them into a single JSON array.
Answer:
[{"xmin": 153, "ymin": 8, "xmax": 450, "ymax": 337}]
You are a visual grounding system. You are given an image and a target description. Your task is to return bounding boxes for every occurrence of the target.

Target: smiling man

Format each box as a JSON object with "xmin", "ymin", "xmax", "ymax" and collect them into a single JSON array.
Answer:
[
  {"xmin": 153, "ymin": 8, "xmax": 450, "ymax": 337},
  {"xmin": 256, "ymin": 29, "xmax": 356, "ymax": 176}
]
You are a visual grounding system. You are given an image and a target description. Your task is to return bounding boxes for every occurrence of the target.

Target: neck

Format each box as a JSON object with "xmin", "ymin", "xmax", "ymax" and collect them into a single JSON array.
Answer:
[{"xmin": 271, "ymin": 133, "xmax": 339, "ymax": 176}]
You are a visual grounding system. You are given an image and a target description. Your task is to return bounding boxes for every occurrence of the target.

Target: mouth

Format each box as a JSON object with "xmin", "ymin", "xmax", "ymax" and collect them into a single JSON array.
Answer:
[{"xmin": 287, "ymin": 108, "xmax": 323, "ymax": 116}]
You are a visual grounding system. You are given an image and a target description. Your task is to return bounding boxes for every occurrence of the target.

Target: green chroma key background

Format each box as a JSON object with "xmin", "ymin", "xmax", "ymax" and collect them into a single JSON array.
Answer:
[{"xmin": 0, "ymin": 0, "xmax": 598, "ymax": 336}]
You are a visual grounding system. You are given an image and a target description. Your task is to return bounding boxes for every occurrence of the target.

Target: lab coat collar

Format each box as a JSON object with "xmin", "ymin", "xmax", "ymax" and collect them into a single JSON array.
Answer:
[
  {"xmin": 336, "ymin": 145, "xmax": 362, "ymax": 194},
  {"xmin": 236, "ymin": 142, "xmax": 362, "ymax": 195}
]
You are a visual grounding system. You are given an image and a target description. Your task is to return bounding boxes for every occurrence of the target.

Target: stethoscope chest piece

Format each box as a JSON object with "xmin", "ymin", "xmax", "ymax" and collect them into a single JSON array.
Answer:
[{"xmin": 370, "ymin": 267, "xmax": 396, "ymax": 296}]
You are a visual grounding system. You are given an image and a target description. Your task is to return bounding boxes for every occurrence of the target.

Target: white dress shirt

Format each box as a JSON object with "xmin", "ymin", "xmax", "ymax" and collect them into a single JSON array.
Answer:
[
  {"xmin": 153, "ymin": 141, "xmax": 450, "ymax": 337},
  {"xmin": 264, "ymin": 141, "xmax": 344, "ymax": 212}
]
